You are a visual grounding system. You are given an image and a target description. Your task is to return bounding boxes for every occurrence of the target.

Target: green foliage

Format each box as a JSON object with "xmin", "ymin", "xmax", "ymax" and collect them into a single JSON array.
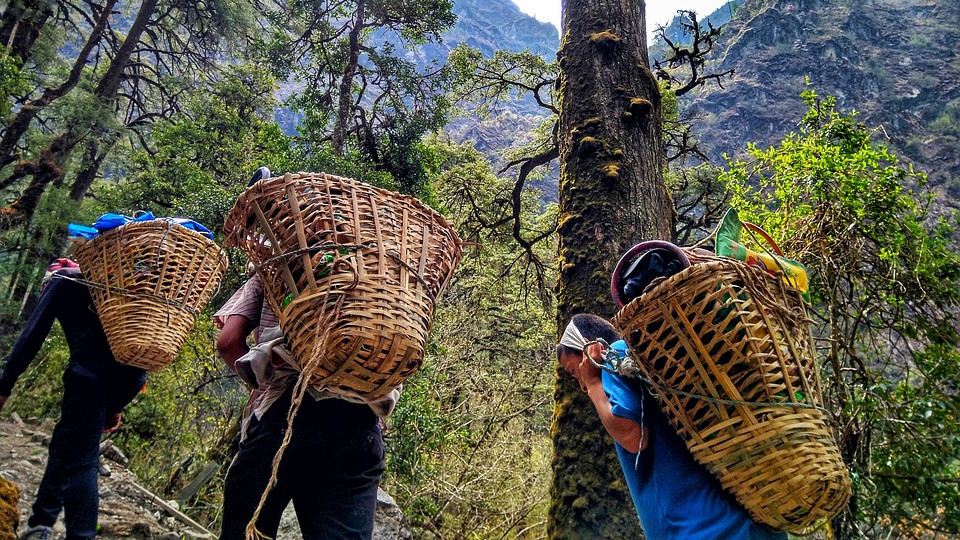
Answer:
[
  {"xmin": 382, "ymin": 137, "xmax": 557, "ymax": 538},
  {"xmin": 447, "ymin": 45, "xmax": 557, "ymax": 117},
  {"xmin": 94, "ymin": 64, "xmax": 294, "ymax": 231},
  {"xmin": 2, "ymin": 327, "xmax": 69, "ymax": 419},
  {"xmin": 665, "ymin": 163, "xmax": 730, "ymax": 244},
  {"xmin": 908, "ymin": 32, "xmax": 934, "ymax": 49},
  {"xmin": 115, "ymin": 315, "xmax": 244, "ymax": 499},
  {"xmin": 298, "ymin": 144, "xmax": 395, "ymax": 191},
  {"xmin": 259, "ymin": 0, "xmax": 456, "ymax": 197},
  {"xmin": 0, "ymin": 187, "xmax": 90, "ymax": 339},
  {"xmin": 386, "ymin": 364, "xmax": 460, "ymax": 483},
  {"xmin": 0, "ymin": 52, "xmax": 29, "ymax": 117},
  {"xmin": 930, "ymin": 100, "xmax": 960, "ymax": 138},
  {"xmin": 722, "ymin": 88, "xmax": 960, "ymax": 537},
  {"xmin": 369, "ymin": 0, "xmax": 456, "ymax": 42}
]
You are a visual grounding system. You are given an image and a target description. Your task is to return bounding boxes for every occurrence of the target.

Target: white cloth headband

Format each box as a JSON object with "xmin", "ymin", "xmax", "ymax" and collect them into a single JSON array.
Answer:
[{"xmin": 559, "ymin": 320, "xmax": 588, "ymax": 351}]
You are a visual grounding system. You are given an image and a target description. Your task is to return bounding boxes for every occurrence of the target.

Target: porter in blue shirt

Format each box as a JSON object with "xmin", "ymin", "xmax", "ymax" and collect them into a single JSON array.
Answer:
[{"xmin": 603, "ymin": 340, "xmax": 785, "ymax": 540}]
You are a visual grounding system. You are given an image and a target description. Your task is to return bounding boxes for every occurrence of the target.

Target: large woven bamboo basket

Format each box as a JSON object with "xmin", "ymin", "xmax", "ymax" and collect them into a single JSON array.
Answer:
[
  {"xmin": 223, "ymin": 172, "xmax": 463, "ymax": 399},
  {"xmin": 611, "ymin": 253, "xmax": 851, "ymax": 533},
  {"xmin": 74, "ymin": 221, "xmax": 229, "ymax": 371}
]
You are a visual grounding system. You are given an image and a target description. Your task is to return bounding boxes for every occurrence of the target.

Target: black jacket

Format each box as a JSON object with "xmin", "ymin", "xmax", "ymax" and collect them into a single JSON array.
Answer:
[{"xmin": 0, "ymin": 269, "xmax": 146, "ymax": 414}]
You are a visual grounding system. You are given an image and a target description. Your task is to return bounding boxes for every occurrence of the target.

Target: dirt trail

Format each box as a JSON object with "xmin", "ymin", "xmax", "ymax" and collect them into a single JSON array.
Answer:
[{"xmin": 0, "ymin": 415, "xmax": 212, "ymax": 540}]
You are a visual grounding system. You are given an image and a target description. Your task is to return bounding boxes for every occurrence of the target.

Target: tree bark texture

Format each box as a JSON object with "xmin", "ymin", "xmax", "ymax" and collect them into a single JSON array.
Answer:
[
  {"xmin": 0, "ymin": 0, "xmax": 53, "ymax": 64},
  {"xmin": 332, "ymin": 0, "xmax": 366, "ymax": 153},
  {"xmin": 550, "ymin": 0, "xmax": 674, "ymax": 538},
  {"xmin": 0, "ymin": 0, "xmax": 158, "ymax": 232},
  {"xmin": 70, "ymin": 138, "xmax": 110, "ymax": 201}
]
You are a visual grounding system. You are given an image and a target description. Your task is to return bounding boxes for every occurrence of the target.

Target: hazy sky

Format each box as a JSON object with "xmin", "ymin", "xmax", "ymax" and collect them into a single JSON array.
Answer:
[{"xmin": 512, "ymin": 0, "xmax": 731, "ymax": 37}]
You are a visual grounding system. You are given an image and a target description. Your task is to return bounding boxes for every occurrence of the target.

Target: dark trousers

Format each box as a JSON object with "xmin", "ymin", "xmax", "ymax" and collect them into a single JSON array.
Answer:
[
  {"xmin": 220, "ymin": 390, "xmax": 385, "ymax": 540},
  {"xmin": 28, "ymin": 371, "xmax": 105, "ymax": 540}
]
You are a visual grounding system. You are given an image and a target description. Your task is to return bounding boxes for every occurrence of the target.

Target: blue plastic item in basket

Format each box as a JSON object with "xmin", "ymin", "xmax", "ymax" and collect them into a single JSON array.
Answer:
[
  {"xmin": 166, "ymin": 218, "xmax": 214, "ymax": 239},
  {"xmin": 67, "ymin": 223, "xmax": 99, "ymax": 239},
  {"xmin": 69, "ymin": 212, "xmax": 213, "ymax": 240},
  {"xmin": 94, "ymin": 212, "xmax": 156, "ymax": 231}
]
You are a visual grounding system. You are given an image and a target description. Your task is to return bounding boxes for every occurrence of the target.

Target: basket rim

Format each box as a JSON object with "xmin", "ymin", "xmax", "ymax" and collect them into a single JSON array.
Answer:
[
  {"xmin": 223, "ymin": 171, "xmax": 462, "ymax": 248},
  {"xmin": 75, "ymin": 219, "xmax": 224, "ymax": 248},
  {"xmin": 72, "ymin": 219, "xmax": 229, "ymax": 308},
  {"xmin": 616, "ymin": 256, "xmax": 806, "ymax": 318}
]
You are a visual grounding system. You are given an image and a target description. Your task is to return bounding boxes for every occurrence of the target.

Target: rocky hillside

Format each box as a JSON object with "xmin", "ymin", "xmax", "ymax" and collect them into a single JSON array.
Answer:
[
  {"xmin": 659, "ymin": 1, "xmax": 744, "ymax": 46},
  {"xmin": 445, "ymin": 0, "xmax": 558, "ymax": 58},
  {"xmin": 684, "ymin": 0, "xmax": 960, "ymax": 197},
  {"xmin": 387, "ymin": 0, "xmax": 558, "ymax": 70},
  {"xmin": 448, "ymin": 0, "xmax": 960, "ymax": 206},
  {"xmin": 435, "ymin": 0, "xmax": 561, "ymax": 194}
]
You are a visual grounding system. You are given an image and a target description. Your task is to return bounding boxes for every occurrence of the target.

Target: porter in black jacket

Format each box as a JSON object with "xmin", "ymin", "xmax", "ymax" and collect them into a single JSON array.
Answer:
[{"xmin": 0, "ymin": 266, "xmax": 146, "ymax": 540}]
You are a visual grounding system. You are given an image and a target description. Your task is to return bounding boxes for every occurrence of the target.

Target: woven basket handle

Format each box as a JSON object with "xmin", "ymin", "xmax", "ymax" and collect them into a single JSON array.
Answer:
[
  {"xmin": 742, "ymin": 221, "xmax": 784, "ymax": 256},
  {"xmin": 611, "ymin": 240, "xmax": 691, "ymax": 308},
  {"xmin": 694, "ymin": 216, "xmax": 784, "ymax": 257},
  {"xmin": 739, "ymin": 222, "xmax": 801, "ymax": 288}
]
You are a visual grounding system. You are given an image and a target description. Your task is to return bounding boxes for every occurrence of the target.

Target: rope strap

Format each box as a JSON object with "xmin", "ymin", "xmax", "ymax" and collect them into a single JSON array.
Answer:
[
  {"xmin": 254, "ymin": 242, "xmax": 439, "ymax": 302},
  {"xmin": 245, "ymin": 255, "xmax": 360, "ymax": 540},
  {"xmin": 253, "ymin": 242, "xmax": 371, "ymax": 270},
  {"xmin": 52, "ymin": 273, "xmax": 199, "ymax": 317}
]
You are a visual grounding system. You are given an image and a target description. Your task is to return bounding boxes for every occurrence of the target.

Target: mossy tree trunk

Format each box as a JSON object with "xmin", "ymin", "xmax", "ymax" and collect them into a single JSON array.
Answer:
[{"xmin": 549, "ymin": 0, "xmax": 674, "ymax": 538}]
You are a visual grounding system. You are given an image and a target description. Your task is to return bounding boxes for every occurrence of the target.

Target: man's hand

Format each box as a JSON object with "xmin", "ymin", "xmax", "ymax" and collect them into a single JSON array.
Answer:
[
  {"xmin": 103, "ymin": 412, "xmax": 122, "ymax": 434},
  {"xmin": 0, "ymin": 395, "xmax": 7, "ymax": 413},
  {"xmin": 578, "ymin": 343, "xmax": 605, "ymax": 391}
]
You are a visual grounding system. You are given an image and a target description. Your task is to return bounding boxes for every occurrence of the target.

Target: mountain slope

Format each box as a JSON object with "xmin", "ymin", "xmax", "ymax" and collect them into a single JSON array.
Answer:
[
  {"xmin": 447, "ymin": 0, "xmax": 559, "ymax": 57},
  {"xmin": 401, "ymin": 0, "xmax": 559, "ymax": 65},
  {"xmin": 438, "ymin": 0, "xmax": 560, "ymax": 196},
  {"xmin": 685, "ymin": 0, "xmax": 960, "ymax": 196}
]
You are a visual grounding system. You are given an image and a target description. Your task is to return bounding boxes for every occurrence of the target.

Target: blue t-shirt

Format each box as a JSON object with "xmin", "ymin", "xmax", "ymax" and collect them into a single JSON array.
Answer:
[{"xmin": 602, "ymin": 347, "xmax": 786, "ymax": 540}]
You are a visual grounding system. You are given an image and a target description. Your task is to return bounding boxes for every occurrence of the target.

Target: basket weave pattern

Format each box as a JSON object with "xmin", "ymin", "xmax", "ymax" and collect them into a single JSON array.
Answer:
[
  {"xmin": 74, "ymin": 221, "xmax": 228, "ymax": 371},
  {"xmin": 223, "ymin": 172, "xmax": 462, "ymax": 399},
  {"xmin": 612, "ymin": 256, "xmax": 851, "ymax": 533}
]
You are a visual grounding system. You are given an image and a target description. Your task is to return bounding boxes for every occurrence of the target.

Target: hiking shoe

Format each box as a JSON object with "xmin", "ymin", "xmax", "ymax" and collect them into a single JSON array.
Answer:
[{"xmin": 19, "ymin": 525, "xmax": 52, "ymax": 540}]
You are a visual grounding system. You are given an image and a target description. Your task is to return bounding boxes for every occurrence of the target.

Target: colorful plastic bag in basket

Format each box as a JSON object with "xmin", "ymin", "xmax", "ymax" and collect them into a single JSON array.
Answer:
[
  {"xmin": 715, "ymin": 208, "xmax": 809, "ymax": 297},
  {"xmin": 70, "ymin": 212, "xmax": 214, "ymax": 240}
]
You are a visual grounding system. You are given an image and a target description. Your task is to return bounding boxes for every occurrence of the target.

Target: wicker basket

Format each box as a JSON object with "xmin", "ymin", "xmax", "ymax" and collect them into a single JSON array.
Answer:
[
  {"xmin": 223, "ymin": 172, "xmax": 463, "ymax": 399},
  {"xmin": 74, "ymin": 220, "xmax": 229, "ymax": 371},
  {"xmin": 611, "ymin": 253, "xmax": 851, "ymax": 533}
]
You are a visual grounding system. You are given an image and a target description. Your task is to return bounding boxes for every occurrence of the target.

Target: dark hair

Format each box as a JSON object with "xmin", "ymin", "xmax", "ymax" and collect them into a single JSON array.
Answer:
[
  {"xmin": 557, "ymin": 313, "xmax": 620, "ymax": 357},
  {"xmin": 571, "ymin": 313, "xmax": 619, "ymax": 342}
]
